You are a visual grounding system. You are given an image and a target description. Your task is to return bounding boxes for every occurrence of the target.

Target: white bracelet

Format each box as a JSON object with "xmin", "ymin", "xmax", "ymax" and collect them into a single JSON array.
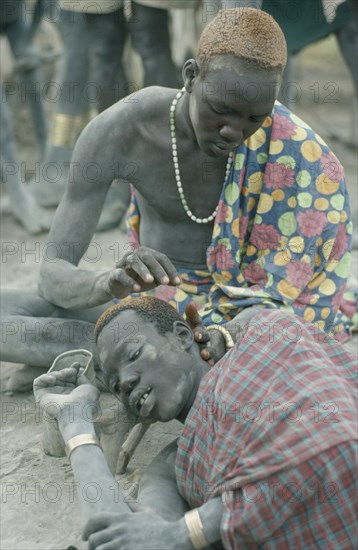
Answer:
[
  {"xmin": 65, "ymin": 434, "xmax": 101, "ymax": 460},
  {"xmin": 184, "ymin": 509, "xmax": 209, "ymax": 550},
  {"xmin": 206, "ymin": 324, "xmax": 235, "ymax": 350}
]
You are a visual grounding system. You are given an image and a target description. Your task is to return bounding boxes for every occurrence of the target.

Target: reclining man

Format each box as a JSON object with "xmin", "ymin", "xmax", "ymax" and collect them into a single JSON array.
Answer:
[
  {"xmin": 34, "ymin": 296, "xmax": 357, "ymax": 549},
  {"xmin": 2, "ymin": 8, "xmax": 354, "ymax": 391}
]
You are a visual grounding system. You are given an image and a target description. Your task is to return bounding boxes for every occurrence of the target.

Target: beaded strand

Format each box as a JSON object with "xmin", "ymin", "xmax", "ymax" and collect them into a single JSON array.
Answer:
[{"xmin": 170, "ymin": 88, "xmax": 233, "ymax": 224}]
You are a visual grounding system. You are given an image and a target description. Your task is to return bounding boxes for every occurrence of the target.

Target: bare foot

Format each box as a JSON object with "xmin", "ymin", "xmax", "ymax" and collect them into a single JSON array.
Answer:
[
  {"xmin": 9, "ymin": 189, "xmax": 53, "ymax": 234},
  {"xmin": 28, "ymin": 180, "xmax": 65, "ymax": 207}
]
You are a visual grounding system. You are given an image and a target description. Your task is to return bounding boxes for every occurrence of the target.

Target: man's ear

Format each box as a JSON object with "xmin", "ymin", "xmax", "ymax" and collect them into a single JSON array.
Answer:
[
  {"xmin": 182, "ymin": 59, "xmax": 200, "ymax": 93},
  {"xmin": 172, "ymin": 321, "xmax": 194, "ymax": 350}
]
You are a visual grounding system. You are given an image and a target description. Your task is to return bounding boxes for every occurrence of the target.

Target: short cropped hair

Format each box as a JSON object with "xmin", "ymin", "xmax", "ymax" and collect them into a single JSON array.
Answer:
[
  {"xmin": 95, "ymin": 297, "xmax": 184, "ymax": 341},
  {"xmin": 197, "ymin": 8, "xmax": 287, "ymax": 75}
]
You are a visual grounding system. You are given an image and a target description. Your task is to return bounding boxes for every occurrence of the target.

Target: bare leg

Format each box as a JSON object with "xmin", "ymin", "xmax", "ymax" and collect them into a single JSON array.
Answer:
[
  {"xmin": 0, "ymin": 87, "xmax": 52, "ymax": 234},
  {"xmin": 129, "ymin": 2, "xmax": 179, "ymax": 88},
  {"xmin": 29, "ymin": 9, "xmax": 91, "ymax": 207},
  {"xmin": 88, "ymin": 9, "xmax": 128, "ymax": 112},
  {"xmin": 335, "ymin": 19, "xmax": 358, "ymax": 95},
  {"xmin": 86, "ymin": 10, "xmax": 132, "ymax": 231},
  {"xmin": 1, "ymin": 288, "xmax": 111, "ymax": 390},
  {"xmin": 6, "ymin": 2, "xmax": 48, "ymax": 157},
  {"xmin": 0, "ymin": 288, "xmax": 111, "ymax": 365}
]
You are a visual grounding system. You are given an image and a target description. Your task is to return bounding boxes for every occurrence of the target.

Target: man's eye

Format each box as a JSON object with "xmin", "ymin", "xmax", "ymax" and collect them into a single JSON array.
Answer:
[
  {"xmin": 129, "ymin": 349, "xmax": 141, "ymax": 361},
  {"xmin": 210, "ymin": 104, "xmax": 228, "ymax": 115}
]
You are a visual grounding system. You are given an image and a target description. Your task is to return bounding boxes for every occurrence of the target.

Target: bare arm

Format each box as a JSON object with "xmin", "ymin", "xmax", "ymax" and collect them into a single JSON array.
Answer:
[
  {"xmin": 83, "ymin": 440, "xmax": 224, "ymax": 550},
  {"xmin": 136, "ymin": 440, "xmax": 223, "ymax": 544},
  {"xmin": 38, "ymin": 112, "xmax": 122, "ymax": 309},
  {"xmin": 34, "ymin": 368, "xmax": 223, "ymax": 549},
  {"xmin": 60, "ymin": 414, "xmax": 131, "ymax": 518},
  {"xmin": 137, "ymin": 439, "xmax": 190, "ymax": 520},
  {"xmin": 38, "ymin": 106, "xmax": 180, "ymax": 309},
  {"xmin": 34, "ymin": 367, "xmax": 131, "ymax": 518}
]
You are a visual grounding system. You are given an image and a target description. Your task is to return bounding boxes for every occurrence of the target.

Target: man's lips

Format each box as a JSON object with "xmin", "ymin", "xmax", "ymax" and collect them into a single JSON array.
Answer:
[
  {"xmin": 210, "ymin": 142, "xmax": 237, "ymax": 155},
  {"xmin": 216, "ymin": 142, "xmax": 237, "ymax": 150},
  {"xmin": 129, "ymin": 386, "xmax": 154, "ymax": 417}
]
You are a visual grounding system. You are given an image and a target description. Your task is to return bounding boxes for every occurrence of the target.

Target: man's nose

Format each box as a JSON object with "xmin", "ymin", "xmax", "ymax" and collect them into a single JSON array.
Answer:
[
  {"xmin": 219, "ymin": 123, "xmax": 243, "ymax": 144},
  {"xmin": 120, "ymin": 372, "xmax": 139, "ymax": 394}
]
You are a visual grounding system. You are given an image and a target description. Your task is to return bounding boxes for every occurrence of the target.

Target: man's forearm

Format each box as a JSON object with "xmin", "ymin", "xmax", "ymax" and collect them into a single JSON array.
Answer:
[
  {"xmin": 176, "ymin": 498, "xmax": 223, "ymax": 549},
  {"xmin": 39, "ymin": 260, "xmax": 112, "ymax": 309},
  {"xmin": 138, "ymin": 441, "xmax": 223, "ymax": 546},
  {"xmin": 196, "ymin": 498, "xmax": 223, "ymax": 546},
  {"xmin": 58, "ymin": 414, "xmax": 131, "ymax": 518},
  {"xmin": 138, "ymin": 440, "xmax": 190, "ymax": 521}
]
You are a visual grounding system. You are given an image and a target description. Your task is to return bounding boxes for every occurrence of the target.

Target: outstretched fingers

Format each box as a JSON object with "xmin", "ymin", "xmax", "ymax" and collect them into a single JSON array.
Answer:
[{"xmin": 116, "ymin": 248, "xmax": 181, "ymax": 288}]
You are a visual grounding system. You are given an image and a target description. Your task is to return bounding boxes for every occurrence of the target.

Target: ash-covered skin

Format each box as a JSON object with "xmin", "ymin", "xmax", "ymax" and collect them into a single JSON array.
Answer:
[
  {"xmin": 1, "ymin": 7, "xmax": 287, "ymax": 376},
  {"xmin": 97, "ymin": 310, "xmax": 206, "ymax": 423},
  {"xmin": 185, "ymin": 55, "xmax": 280, "ymax": 158}
]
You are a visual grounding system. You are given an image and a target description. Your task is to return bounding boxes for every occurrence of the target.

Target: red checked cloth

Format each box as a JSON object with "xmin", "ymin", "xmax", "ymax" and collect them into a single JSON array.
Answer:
[{"xmin": 175, "ymin": 309, "xmax": 357, "ymax": 549}]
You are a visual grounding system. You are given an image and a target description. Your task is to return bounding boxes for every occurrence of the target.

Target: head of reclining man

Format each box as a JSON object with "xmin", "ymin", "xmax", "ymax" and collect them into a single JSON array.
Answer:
[
  {"xmin": 95, "ymin": 297, "xmax": 210, "ymax": 424},
  {"xmin": 183, "ymin": 7, "xmax": 287, "ymax": 157}
]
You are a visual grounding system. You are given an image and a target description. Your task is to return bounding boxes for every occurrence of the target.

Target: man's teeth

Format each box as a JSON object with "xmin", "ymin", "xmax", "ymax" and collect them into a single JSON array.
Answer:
[{"xmin": 139, "ymin": 392, "xmax": 150, "ymax": 407}]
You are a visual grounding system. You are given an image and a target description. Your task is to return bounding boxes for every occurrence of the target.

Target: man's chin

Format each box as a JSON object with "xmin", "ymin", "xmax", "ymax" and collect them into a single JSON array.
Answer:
[
  {"xmin": 151, "ymin": 402, "xmax": 183, "ymax": 423},
  {"xmin": 150, "ymin": 410, "xmax": 177, "ymax": 423},
  {"xmin": 202, "ymin": 141, "xmax": 234, "ymax": 158}
]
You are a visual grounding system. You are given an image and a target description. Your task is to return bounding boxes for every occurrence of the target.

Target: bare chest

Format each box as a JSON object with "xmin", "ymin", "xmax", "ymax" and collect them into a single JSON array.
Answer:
[{"xmin": 131, "ymin": 143, "xmax": 229, "ymax": 222}]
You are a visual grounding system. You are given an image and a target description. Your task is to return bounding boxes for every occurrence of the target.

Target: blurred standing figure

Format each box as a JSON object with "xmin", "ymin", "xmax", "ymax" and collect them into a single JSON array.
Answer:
[
  {"xmin": 30, "ymin": 0, "xmax": 129, "ymax": 212},
  {"xmin": 1, "ymin": 0, "xmax": 49, "ymax": 155},
  {"xmin": 129, "ymin": 0, "xmax": 197, "ymax": 88},
  {"xmin": 30, "ymin": 0, "xmax": 200, "ymax": 228},
  {"xmin": 0, "ymin": 0, "xmax": 51, "ymax": 233}
]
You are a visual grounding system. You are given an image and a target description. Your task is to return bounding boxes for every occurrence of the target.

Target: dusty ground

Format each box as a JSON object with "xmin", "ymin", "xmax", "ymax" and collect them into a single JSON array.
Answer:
[{"xmin": 1, "ymin": 27, "xmax": 357, "ymax": 550}]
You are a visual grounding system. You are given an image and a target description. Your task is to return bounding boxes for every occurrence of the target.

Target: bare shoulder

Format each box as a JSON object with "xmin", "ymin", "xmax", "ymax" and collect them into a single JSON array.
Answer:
[
  {"xmin": 84, "ymin": 86, "xmax": 174, "ymax": 135},
  {"xmin": 122, "ymin": 86, "xmax": 177, "ymax": 116},
  {"xmin": 73, "ymin": 86, "xmax": 175, "ymax": 177}
]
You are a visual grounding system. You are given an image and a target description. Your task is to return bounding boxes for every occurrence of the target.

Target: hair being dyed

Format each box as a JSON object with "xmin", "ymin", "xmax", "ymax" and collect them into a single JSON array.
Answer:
[
  {"xmin": 197, "ymin": 8, "xmax": 287, "ymax": 76},
  {"xmin": 95, "ymin": 296, "xmax": 184, "ymax": 341}
]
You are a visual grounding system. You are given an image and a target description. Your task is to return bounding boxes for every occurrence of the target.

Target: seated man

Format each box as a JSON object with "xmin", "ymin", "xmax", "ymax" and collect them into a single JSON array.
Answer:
[
  {"xmin": 2, "ymin": 8, "xmax": 354, "ymax": 391},
  {"xmin": 34, "ymin": 297, "xmax": 357, "ymax": 549}
]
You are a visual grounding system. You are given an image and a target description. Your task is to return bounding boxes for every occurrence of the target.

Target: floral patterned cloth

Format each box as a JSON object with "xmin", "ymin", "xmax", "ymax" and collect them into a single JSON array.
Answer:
[{"xmin": 127, "ymin": 101, "xmax": 355, "ymax": 340}]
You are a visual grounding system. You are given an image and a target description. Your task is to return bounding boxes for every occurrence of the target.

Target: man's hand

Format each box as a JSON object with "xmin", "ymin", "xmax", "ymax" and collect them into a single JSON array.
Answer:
[
  {"xmin": 185, "ymin": 302, "xmax": 226, "ymax": 365},
  {"xmin": 107, "ymin": 246, "xmax": 181, "ymax": 299},
  {"xmin": 33, "ymin": 365, "xmax": 100, "ymax": 420},
  {"xmin": 83, "ymin": 511, "xmax": 190, "ymax": 550}
]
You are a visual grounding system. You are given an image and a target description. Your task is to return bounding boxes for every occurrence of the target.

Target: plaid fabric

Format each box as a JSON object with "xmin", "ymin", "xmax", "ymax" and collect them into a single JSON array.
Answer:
[{"xmin": 175, "ymin": 309, "xmax": 357, "ymax": 549}]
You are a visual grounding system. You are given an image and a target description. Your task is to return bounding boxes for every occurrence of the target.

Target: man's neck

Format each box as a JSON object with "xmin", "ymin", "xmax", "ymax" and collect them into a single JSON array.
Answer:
[
  {"xmin": 176, "ymin": 351, "xmax": 210, "ymax": 424},
  {"xmin": 174, "ymin": 91, "xmax": 198, "ymax": 150}
]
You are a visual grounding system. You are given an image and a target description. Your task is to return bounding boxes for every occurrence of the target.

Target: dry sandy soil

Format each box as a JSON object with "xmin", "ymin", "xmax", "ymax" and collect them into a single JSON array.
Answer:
[{"xmin": 1, "ymin": 25, "xmax": 357, "ymax": 550}]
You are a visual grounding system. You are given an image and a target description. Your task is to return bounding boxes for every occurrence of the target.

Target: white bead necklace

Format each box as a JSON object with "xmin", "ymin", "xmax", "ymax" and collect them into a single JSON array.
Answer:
[{"xmin": 170, "ymin": 87, "xmax": 234, "ymax": 224}]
